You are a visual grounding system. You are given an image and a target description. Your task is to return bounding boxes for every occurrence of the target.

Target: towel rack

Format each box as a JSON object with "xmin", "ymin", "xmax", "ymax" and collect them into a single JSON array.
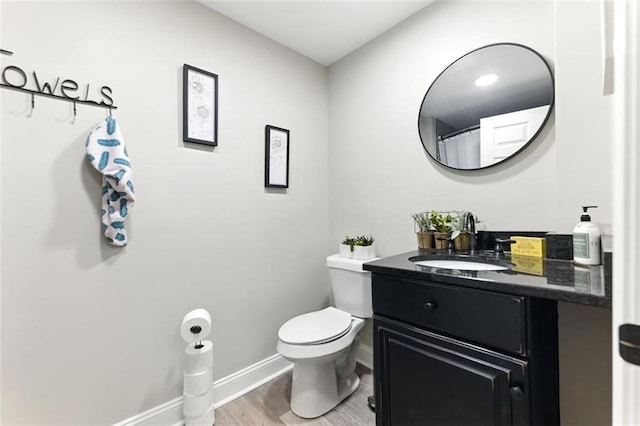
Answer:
[
  {"xmin": 0, "ymin": 83, "xmax": 118, "ymax": 113},
  {"xmin": 1, "ymin": 48, "xmax": 117, "ymax": 113}
]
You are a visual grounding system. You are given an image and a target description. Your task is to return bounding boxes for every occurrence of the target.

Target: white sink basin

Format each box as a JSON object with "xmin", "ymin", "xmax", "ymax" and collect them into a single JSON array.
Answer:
[{"xmin": 413, "ymin": 259, "xmax": 509, "ymax": 271}]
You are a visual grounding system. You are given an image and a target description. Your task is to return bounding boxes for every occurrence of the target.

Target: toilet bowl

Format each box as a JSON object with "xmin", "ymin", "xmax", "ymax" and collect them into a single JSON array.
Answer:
[
  {"xmin": 277, "ymin": 307, "xmax": 365, "ymax": 418},
  {"xmin": 276, "ymin": 255, "xmax": 374, "ymax": 419}
]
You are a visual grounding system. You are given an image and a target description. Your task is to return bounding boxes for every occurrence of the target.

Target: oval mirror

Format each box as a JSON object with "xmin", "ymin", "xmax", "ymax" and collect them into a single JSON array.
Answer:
[{"xmin": 418, "ymin": 43, "xmax": 554, "ymax": 170}]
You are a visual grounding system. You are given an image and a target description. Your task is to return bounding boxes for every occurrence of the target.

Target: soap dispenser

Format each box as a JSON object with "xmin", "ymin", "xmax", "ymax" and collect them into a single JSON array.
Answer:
[{"xmin": 573, "ymin": 205, "xmax": 601, "ymax": 265}]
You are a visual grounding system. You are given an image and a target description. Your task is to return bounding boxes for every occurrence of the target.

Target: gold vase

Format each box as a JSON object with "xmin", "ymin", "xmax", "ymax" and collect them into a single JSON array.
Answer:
[
  {"xmin": 454, "ymin": 232, "xmax": 470, "ymax": 252},
  {"xmin": 433, "ymin": 232, "xmax": 450, "ymax": 249},
  {"xmin": 416, "ymin": 231, "xmax": 434, "ymax": 249}
]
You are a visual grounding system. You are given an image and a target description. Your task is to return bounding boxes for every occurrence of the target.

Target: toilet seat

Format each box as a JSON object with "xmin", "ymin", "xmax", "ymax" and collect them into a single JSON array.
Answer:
[{"xmin": 278, "ymin": 307, "xmax": 352, "ymax": 345}]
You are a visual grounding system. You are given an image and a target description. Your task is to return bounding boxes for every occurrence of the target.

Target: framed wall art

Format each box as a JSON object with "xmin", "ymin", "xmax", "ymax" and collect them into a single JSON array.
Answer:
[
  {"xmin": 265, "ymin": 125, "xmax": 290, "ymax": 188},
  {"xmin": 183, "ymin": 64, "xmax": 218, "ymax": 146}
]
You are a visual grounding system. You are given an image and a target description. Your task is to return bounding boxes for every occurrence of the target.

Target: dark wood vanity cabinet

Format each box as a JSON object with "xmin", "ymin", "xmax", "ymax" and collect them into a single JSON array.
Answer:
[
  {"xmin": 375, "ymin": 319, "xmax": 528, "ymax": 425},
  {"xmin": 373, "ymin": 274, "xmax": 560, "ymax": 426}
]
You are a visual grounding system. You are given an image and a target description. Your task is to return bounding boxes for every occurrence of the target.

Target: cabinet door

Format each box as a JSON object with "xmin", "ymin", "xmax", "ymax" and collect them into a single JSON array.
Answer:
[{"xmin": 375, "ymin": 317, "xmax": 529, "ymax": 426}]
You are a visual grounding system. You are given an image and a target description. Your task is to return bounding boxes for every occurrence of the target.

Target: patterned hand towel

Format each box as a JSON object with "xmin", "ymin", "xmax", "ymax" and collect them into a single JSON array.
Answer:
[{"xmin": 86, "ymin": 116, "xmax": 135, "ymax": 246}]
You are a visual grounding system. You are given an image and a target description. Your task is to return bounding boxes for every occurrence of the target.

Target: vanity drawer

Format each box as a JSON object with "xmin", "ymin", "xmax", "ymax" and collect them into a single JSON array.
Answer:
[{"xmin": 372, "ymin": 275, "xmax": 527, "ymax": 355}]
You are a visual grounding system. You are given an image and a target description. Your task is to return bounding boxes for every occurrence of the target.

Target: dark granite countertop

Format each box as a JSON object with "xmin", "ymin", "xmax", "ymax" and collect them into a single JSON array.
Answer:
[{"xmin": 363, "ymin": 250, "xmax": 611, "ymax": 308}]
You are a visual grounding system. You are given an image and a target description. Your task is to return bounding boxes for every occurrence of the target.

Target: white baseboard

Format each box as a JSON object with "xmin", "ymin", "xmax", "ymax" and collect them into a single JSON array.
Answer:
[
  {"xmin": 356, "ymin": 343, "xmax": 374, "ymax": 370},
  {"xmin": 115, "ymin": 345, "xmax": 374, "ymax": 426},
  {"xmin": 114, "ymin": 354, "xmax": 293, "ymax": 426},
  {"xmin": 212, "ymin": 353, "xmax": 293, "ymax": 408},
  {"xmin": 112, "ymin": 396, "xmax": 184, "ymax": 426}
]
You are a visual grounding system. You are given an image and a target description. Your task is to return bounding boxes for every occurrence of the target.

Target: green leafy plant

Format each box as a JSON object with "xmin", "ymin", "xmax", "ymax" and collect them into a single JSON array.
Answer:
[
  {"xmin": 430, "ymin": 210, "xmax": 454, "ymax": 233},
  {"xmin": 449, "ymin": 211, "xmax": 466, "ymax": 238},
  {"xmin": 342, "ymin": 236, "xmax": 357, "ymax": 252},
  {"xmin": 412, "ymin": 212, "xmax": 431, "ymax": 232},
  {"xmin": 342, "ymin": 235, "xmax": 374, "ymax": 252},
  {"xmin": 354, "ymin": 235, "xmax": 375, "ymax": 246}
]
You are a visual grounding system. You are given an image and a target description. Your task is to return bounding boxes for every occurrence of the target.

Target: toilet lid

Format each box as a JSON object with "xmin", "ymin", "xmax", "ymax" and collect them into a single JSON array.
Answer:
[{"xmin": 278, "ymin": 307, "xmax": 352, "ymax": 345}]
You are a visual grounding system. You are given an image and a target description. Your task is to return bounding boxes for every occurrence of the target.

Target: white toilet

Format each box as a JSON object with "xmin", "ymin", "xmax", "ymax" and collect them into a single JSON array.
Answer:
[{"xmin": 276, "ymin": 254, "xmax": 374, "ymax": 419}]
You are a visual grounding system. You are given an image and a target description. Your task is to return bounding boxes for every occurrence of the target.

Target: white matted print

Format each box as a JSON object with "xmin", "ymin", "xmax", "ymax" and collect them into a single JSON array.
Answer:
[
  {"xmin": 265, "ymin": 125, "xmax": 289, "ymax": 188},
  {"xmin": 183, "ymin": 64, "xmax": 218, "ymax": 146}
]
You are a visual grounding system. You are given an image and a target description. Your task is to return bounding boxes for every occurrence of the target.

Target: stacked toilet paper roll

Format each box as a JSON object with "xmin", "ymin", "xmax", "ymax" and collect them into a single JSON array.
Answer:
[
  {"xmin": 181, "ymin": 308, "xmax": 212, "ymax": 344},
  {"xmin": 181, "ymin": 309, "xmax": 215, "ymax": 425}
]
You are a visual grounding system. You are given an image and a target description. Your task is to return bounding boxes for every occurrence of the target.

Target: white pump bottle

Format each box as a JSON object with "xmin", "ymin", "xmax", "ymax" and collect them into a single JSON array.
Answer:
[{"xmin": 572, "ymin": 205, "xmax": 601, "ymax": 265}]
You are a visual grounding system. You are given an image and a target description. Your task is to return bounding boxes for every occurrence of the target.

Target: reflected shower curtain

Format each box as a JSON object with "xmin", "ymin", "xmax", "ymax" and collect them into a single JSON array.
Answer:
[{"xmin": 438, "ymin": 129, "xmax": 481, "ymax": 169}]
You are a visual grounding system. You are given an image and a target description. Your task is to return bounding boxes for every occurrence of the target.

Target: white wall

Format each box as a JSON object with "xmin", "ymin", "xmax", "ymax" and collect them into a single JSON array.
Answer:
[
  {"xmin": 328, "ymin": 1, "xmax": 611, "ymax": 424},
  {"xmin": 555, "ymin": 0, "xmax": 612, "ymax": 233},
  {"xmin": 1, "ymin": 1, "xmax": 329, "ymax": 424},
  {"xmin": 328, "ymin": 1, "xmax": 559, "ymax": 254}
]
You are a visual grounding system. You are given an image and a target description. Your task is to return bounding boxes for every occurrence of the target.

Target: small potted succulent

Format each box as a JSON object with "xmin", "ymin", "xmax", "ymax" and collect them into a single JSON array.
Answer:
[
  {"xmin": 353, "ymin": 234, "xmax": 376, "ymax": 260},
  {"xmin": 340, "ymin": 235, "xmax": 376, "ymax": 260},
  {"xmin": 450, "ymin": 211, "xmax": 470, "ymax": 252},
  {"xmin": 339, "ymin": 236, "xmax": 357, "ymax": 258},
  {"xmin": 430, "ymin": 210, "xmax": 454, "ymax": 249},
  {"xmin": 412, "ymin": 211, "xmax": 433, "ymax": 249}
]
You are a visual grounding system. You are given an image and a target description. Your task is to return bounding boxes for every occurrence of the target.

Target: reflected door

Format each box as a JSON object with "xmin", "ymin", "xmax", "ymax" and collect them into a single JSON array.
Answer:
[{"xmin": 480, "ymin": 105, "xmax": 549, "ymax": 167}]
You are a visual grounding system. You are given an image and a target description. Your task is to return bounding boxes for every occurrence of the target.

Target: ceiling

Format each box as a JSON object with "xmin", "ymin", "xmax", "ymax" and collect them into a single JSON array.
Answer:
[{"xmin": 197, "ymin": 0, "xmax": 435, "ymax": 66}]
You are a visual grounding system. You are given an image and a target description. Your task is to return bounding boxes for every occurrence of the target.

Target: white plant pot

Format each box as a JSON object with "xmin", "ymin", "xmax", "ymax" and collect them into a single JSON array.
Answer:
[
  {"xmin": 339, "ymin": 244, "xmax": 353, "ymax": 258},
  {"xmin": 353, "ymin": 245, "xmax": 375, "ymax": 260}
]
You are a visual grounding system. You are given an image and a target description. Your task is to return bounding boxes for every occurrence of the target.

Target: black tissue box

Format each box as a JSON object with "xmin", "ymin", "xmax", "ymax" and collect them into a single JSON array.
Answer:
[{"xmin": 545, "ymin": 233, "xmax": 573, "ymax": 260}]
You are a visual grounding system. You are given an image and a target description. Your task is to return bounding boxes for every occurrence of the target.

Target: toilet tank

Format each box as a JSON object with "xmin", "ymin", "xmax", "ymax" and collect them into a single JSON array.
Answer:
[{"xmin": 326, "ymin": 254, "xmax": 375, "ymax": 318}]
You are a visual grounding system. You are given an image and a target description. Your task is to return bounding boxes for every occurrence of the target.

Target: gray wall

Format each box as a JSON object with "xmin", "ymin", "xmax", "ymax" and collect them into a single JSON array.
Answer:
[
  {"xmin": 328, "ymin": 1, "xmax": 611, "ymax": 424},
  {"xmin": 328, "ymin": 0, "xmax": 611, "ymax": 251},
  {"xmin": 1, "ymin": 0, "xmax": 613, "ymax": 425},
  {"xmin": 1, "ymin": 1, "xmax": 330, "ymax": 424}
]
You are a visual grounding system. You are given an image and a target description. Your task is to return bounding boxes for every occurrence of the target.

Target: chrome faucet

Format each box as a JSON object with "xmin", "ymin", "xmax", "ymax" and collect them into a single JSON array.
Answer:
[{"xmin": 464, "ymin": 212, "xmax": 478, "ymax": 254}]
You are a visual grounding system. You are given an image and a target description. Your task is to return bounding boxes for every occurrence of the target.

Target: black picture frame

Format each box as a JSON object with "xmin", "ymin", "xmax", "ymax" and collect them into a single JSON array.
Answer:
[
  {"xmin": 183, "ymin": 64, "xmax": 218, "ymax": 146},
  {"xmin": 265, "ymin": 125, "xmax": 290, "ymax": 188}
]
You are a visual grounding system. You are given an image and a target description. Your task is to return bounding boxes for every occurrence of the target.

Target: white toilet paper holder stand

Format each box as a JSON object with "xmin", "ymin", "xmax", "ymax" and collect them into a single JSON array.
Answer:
[
  {"xmin": 189, "ymin": 325, "xmax": 205, "ymax": 349},
  {"xmin": 181, "ymin": 309, "xmax": 215, "ymax": 425}
]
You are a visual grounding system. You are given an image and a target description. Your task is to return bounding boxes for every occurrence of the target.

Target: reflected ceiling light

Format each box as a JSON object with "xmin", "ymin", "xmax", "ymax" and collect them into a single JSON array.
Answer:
[{"xmin": 474, "ymin": 73, "xmax": 498, "ymax": 87}]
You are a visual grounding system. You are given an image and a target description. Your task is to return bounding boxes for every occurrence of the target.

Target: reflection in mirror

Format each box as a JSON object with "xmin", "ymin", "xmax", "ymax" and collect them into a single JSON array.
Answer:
[{"xmin": 418, "ymin": 43, "xmax": 554, "ymax": 170}]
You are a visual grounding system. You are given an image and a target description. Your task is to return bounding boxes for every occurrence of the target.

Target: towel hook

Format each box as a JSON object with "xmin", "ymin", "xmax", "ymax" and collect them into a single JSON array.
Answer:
[
  {"xmin": 109, "ymin": 107, "xmax": 112, "ymax": 116},
  {"xmin": 73, "ymin": 100, "xmax": 77, "ymax": 117},
  {"xmin": 31, "ymin": 92, "xmax": 34, "ymax": 109}
]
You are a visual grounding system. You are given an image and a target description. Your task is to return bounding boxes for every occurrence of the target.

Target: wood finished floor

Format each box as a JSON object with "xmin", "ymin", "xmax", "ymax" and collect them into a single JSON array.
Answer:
[{"xmin": 214, "ymin": 364, "xmax": 375, "ymax": 425}]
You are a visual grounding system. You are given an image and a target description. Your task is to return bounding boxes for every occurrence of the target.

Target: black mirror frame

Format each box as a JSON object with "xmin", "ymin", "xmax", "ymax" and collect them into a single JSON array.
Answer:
[{"xmin": 417, "ymin": 42, "xmax": 555, "ymax": 171}]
